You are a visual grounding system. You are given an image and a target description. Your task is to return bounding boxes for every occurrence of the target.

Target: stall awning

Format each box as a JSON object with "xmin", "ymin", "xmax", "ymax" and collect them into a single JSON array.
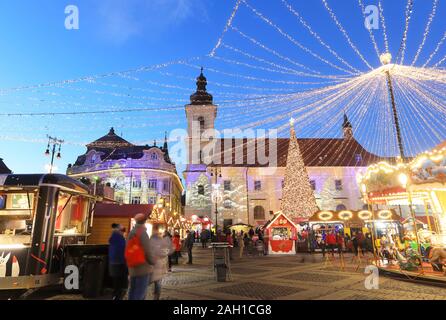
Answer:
[{"xmin": 94, "ymin": 203, "xmax": 154, "ymax": 218}]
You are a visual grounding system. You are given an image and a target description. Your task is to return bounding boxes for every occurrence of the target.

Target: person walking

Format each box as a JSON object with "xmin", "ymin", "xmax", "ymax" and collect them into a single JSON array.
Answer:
[
  {"xmin": 326, "ymin": 230, "xmax": 337, "ymax": 256},
  {"xmin": 226, "ymin": 230, "xmax": 234, "ymax": 260},
  {"xmin": 185, "ymin": 230, "xmax": 194, "ymax": 264},
  {"xmin": 172, "ymin": 232, "xmax": 182, "ymax": 265},
  {"xmin": 126, "ymin": 214, "xmax": 154, "ymax": 300},
  {"xmin": 108, "ymin": 223, "xmax": 128, "ymax": 300},
  {"xmin": 164, "ymin": 231, "xmax": 173, "ymax": 272},
  {"xmin": 200, "ymin": 229, "xmax": 209, "ymax": 248},
  {"xmin": 149, "ymin": 226, "xmax": 172, "ymax": 300},
  {"xmin": 237, "ymin": 231, "xmax": 244, "ymax": 258}
]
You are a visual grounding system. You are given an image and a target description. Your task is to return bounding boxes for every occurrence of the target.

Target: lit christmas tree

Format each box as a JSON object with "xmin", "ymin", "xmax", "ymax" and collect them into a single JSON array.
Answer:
[{"xmin": 281, "ymin": 118, "xmax": 319, "ymax": 220}]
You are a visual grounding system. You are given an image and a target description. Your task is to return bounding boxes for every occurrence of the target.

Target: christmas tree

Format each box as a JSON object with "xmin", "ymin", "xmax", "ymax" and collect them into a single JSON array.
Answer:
[{"xmin": 281, "ymin": 118, "xmax": 319, "ymax": 219}]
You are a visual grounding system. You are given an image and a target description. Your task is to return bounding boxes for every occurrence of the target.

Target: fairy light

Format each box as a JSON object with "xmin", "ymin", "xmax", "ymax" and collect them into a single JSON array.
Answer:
[
  {"xmin": 241, "ymin": 0, "xmax": 356, "ymax": 75},
  {"xmin": 411, "ymin": 0, "xmax": 439, "ymax": 66},
  {"xmin": 378, "ymin": 1, "xmax": 390, "ymax": 54},
  {"xmin": 321, "ymin": 0, "xmax": 373, "ymax": 70},
  {"xmin": 423, "ymin": 31, "xmax": 446, "ymax": 67},
  {"xmin": 358, "ymin": 0, "xmax": 381, "ymax": 61},
  {"xmin": 396, "ymin": 0, "xmax": 414, "ymax": 65},
  {"xmin": 281, "ymin": 0, "xmax": 361, "ymax": 73}
]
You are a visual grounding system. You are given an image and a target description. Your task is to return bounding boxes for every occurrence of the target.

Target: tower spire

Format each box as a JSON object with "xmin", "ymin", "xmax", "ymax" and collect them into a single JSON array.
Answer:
[
  {"xmin": 190, "ymin": 68, "xmax": 213, "ymax": 105},
  {"xmin": 163, "ymin": 131, "xmax": 168, "ymax": 152}
]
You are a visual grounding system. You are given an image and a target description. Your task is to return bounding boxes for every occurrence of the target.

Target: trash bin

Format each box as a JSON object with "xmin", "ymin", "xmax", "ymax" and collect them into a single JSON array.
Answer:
[
  {"xmin": 216, "ymin": 264, "xmax": 227, "ymax": 282},
  {"xmin": 81, "ymin": 255, "xmax": 106, "ymax": 298}
]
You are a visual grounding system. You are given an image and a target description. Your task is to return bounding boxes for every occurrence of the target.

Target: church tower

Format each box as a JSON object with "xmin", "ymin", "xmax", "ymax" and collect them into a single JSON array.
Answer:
[
  {"xmin": 185, "ymin": 68, "xmax": 218, "ymax": 165},
  {"xmin": 183, "ymin": 69, "xmax": 217, "ymax": 219},
  {"xmin": 342, "ymin": 113, "xmax": 354, "ymax": 140}
]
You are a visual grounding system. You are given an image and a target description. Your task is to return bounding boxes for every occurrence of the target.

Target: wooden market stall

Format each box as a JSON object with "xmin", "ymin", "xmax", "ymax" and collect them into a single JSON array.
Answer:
[{"xmin": 263, "ymin": 211, "xmax": 298, "ymax": 255}]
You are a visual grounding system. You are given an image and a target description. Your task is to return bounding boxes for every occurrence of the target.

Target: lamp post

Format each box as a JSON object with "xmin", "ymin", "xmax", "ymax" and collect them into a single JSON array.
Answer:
[
  {"xmin": 44, "ymin": 135, "xmax": 64, "ymax": 174},
  {"xmin": 380, "ymin": 53, "xmax": 405, "ymax": 161},
  {"xmin": 209, "ymin": 166, "xmax": 222, "ymax": 232}
]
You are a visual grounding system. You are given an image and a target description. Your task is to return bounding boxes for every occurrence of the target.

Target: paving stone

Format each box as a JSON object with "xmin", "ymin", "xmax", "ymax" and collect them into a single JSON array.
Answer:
[
  {"xmin": 217, "ymin": 282, "xmax": 304, "ymax": 300},
  {"xmin": 279, "ymin": 272, "xmax": 349, "ymax": 283}
]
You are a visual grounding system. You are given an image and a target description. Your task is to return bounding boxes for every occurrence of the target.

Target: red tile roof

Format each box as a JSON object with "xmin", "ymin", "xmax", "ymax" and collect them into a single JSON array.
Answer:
[{"xmin": 205, "ymin": 138, "xmax": 392, "ymax": 167}]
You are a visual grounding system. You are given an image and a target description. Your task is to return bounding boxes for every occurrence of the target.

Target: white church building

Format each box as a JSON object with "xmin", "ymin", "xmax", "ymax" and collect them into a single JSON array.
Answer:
[{"xmin": 183, "ymin": 71, "xmax": 390, "ymax": 229}]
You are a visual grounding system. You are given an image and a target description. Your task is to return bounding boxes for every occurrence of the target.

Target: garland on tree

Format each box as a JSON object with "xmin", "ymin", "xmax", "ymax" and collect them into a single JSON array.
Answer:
[{"xmin": 281, "ymin": 118, "xmax": 319, "ymax": 219}]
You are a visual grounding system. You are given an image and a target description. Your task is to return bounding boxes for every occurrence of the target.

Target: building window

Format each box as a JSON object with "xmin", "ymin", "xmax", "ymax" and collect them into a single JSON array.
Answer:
[
  {"xmin": 151, "ymin": 152, "xmax": 158, "ymax": 160},
  {"xmin": 132, "ymin": 179, "xmax": 141, "ymax": 189},
  {"xmin": 336, "ymin": 204, "xmax": 347, "ymax": 211},
  {"xmin": 90, "ymin": 154, "xmax": 97, "ymax": 164},
  {"xmin": 163, "ymin": 180, "xmax": 170, "ymax": 192},
  {"xmin": 148, "ymin": 179, "xmax": 157, "ymax": 190},
  {"xmin": 254, "ymin": 206, "xmax": 265, "ymax": 220},
  {"xmin": 254, "ymin": 180, "xmax": 262, "ymax": 191},
  {"xmin": 355, "ymin": 154, "xmax": 362, "ymax": 164},
  {"xmin": 197, "ymin": 116, "xmax": 205, "ymax": 131},
  {"xmin": 148, "ymin": 196, "xmax": 157, "ymax": 204},
  {"xmin": 310, "ymin": 180, "xmax": 316, "ymax": 191},
  {"xmin": 335, "ymin": 179, "xmax": 343, "ymax": 191},
  {"xmin": 197, "ymin": 185, "xmax": 205, "ymax": 195},
  {"xmin": 224, "ymin": 180, "xmax": 231, "ymax": 191},
  {"xmin": 131, "ymin": 196, "xmax": 141, "ymax": 204}
]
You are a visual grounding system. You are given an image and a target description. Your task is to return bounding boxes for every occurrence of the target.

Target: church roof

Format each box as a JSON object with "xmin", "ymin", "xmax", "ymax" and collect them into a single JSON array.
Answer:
[
  {"xmin": 0, "ymin": 158, "xmax": 11, "ymax": 174},
  {"xmin": 205, "ymin": 137, "xmax": 394, "ymax": 167},
  {"xmin": 189, "ymin": 68, "xmax": 213, "ymax": 105},
  {"xmin": 72, "ymin": 129, "xmax": 172, "ymax": 166},
  {"xmin": 87, "ymin": 127, "xmax": 134, "ymax": 149}
]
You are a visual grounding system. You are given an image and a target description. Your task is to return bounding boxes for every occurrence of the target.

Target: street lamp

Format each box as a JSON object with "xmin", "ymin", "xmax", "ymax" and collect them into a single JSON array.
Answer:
[
  {"xmin": 380, "ymin": 53, "xmax": 405, "ymax": 161},
  {"xmin": 44, "ymin": 135, "xmax": 64, "ymax": 174},
  {"xmin": 209, "ymin": 166, "xmax": 222, "ymax": 232}
]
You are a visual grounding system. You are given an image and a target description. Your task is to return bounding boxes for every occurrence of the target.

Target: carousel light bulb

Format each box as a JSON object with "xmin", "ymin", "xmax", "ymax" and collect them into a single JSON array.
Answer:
[{"xmin": 398, "ymin": 173, "xmax": 408, "ymax": 187}]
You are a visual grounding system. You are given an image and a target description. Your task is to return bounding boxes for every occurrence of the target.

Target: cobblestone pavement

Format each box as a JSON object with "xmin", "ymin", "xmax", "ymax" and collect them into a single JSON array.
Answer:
[{"xmin": 44, "ymin": 246, "xmax": 446, "ymax": 300}]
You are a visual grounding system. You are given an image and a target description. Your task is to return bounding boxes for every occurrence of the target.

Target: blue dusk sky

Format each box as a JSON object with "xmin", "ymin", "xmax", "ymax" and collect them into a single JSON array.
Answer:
[{"xmin": 0, "ymin": 0, "xmax": 445, "ymax": 174}]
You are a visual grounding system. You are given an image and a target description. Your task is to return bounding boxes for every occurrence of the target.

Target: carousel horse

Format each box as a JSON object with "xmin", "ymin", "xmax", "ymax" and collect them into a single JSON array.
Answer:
[{"xmin": 428, "ymin": 247, "xmax": 446, "ymax": 272}]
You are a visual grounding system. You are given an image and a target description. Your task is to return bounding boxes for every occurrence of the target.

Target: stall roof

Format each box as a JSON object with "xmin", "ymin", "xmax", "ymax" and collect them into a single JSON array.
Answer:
[
  {"xmin": 264, "ymin": 211, "xmax": 298, "ymax": 230},
  {"xmin": 94, "ymin": 203, "xmax": 154, "ymax": 218},
  {"xmin": 0, "ymin": 174, "xmax": 90, "ymax": 193}
]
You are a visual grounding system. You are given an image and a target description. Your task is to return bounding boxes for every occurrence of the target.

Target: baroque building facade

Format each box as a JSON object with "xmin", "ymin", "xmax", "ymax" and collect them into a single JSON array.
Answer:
[
  {"xmin": 67, "ymin": 128, "xmax": 183, "ymax": 215},
  {"xmin": 183, "ymin": 71, "xmax": 390, "ymax": 229}
]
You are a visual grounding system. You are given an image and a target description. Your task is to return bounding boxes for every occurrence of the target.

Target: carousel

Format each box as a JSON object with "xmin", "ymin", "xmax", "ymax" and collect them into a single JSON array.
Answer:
[{"xmin": 358, "ymin": 144, "xmax": 446, "ymax": 283}]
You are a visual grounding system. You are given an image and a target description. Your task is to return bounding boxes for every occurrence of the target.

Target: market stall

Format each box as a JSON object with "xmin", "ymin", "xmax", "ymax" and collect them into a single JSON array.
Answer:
[
  {"xmin": 0, "ymin": 174, "xmax": 97, "ymax": 290},
  {"xmin": 263, "ymin": 211, "xmax": 297, "ymax": 255}
]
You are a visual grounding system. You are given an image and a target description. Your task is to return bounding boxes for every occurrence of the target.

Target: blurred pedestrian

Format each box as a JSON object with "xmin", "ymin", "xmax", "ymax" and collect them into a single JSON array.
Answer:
[
  {"xmin": 126, "ymin": 214, "xmax": 154, "ymax": 300},
  {"xmin": 237, "ymin": 231, "xmax": 244, "ymax": 258},
  {"xmin": 172, "ymin": 231, "xmax": 181, "ymax": 265},
  {"xmin": 149, "ymin": 226, "xmax": 172, "ymax": 300},
  {"xmin": 108, "ymin": 223, "xmax": 128, "ymax": 300},
  {"xmin": 185, "ymin": 230, "xmax": 194, "ymax": 264}
]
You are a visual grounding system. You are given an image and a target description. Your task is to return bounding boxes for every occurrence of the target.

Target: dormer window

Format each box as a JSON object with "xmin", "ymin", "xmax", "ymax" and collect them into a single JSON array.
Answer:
[
  {"xmin": 90, "ymin": 154, "xmax": 97, "ymax": 164},
  {"xmin": 151, "ymin": 152, "xmax": 158, "ymax": 160}
]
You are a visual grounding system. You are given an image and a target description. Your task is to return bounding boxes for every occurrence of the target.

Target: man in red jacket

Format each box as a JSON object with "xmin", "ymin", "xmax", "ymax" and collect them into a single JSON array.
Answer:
[{"xmin": 326, "ymin": 230, "xmax": 337, "ymax": 256}]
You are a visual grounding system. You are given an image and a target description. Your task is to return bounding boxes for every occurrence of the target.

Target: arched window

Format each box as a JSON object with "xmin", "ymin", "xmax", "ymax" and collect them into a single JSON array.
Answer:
[
  {"xmin": 151, "ymin": 152, "xmax": 158, "ymax": 160},
  {"xmin": 197, "ymin": 116, "xmax": 205, "ymax": 131},
  {"xmin": 336, "ymin": 204, "xmax": 347, "ymax": 211},
  {"xmin": 254, "ymin": 206, "xmax": 265, "ymax": 220},
  {"xmin": 197, "ymin": 185, "xmax": 205, "ymax": 195}
]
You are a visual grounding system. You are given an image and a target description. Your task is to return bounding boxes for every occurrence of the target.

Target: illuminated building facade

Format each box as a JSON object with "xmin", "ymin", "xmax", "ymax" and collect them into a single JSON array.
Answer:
[{"xmin": 67, "ymin": 128, "xmax": 183, "ymax": 215}]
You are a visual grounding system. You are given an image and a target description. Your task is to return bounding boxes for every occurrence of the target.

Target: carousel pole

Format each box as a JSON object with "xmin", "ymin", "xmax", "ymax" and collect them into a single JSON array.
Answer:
[
  {"xmin": 381, "ymin": 53, "xmax": 405, "ymax": 161},
  {"xmin": 423, "ymin": 199, "xmax": 433, "ymax": 233}
]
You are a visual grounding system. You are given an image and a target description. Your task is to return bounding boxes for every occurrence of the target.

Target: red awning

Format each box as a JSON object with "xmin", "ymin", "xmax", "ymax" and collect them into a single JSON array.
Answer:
[{"xmin": 94, "ymin": 203, "xmax": 154, "ymax": 218}]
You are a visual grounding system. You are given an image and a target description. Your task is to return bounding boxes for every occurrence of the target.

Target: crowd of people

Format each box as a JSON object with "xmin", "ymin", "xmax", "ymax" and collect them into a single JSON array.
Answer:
[
  {"xmin": 297, "ymin": 228, "xmax": 375, "ymax": 257},
  {"xmin": 107, "ymin": 213, "xmax": 195, "ymax": 301}
]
